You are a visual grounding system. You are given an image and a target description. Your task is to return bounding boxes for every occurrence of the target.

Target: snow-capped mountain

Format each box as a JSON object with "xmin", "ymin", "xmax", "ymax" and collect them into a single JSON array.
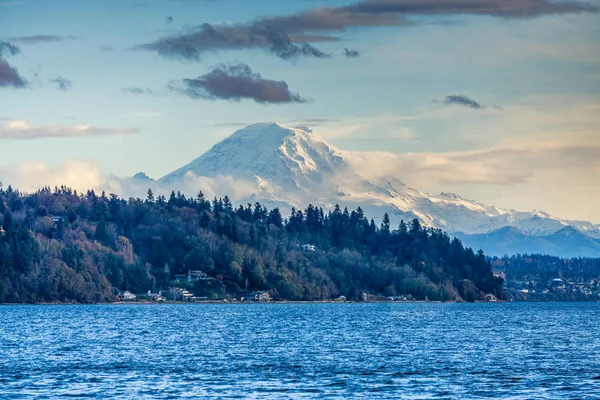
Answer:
[
  {"xmin": 456, "ymin": 226, "xmax": 600, "ymax": 258},
  {"xmin": 158, "ymin": 122, "xmax": 600, "ymax": 246}
]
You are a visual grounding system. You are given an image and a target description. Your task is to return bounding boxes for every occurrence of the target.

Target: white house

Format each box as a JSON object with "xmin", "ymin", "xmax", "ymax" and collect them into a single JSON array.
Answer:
[
  {"xmin": 118, "ymin": 290, "xmax": 136, "ymax": 301},
  {"xmin": 301, "ymin": 244, "xmax": 316, "ymax": 252},
  {"xmin": 253, "ymin": 291, "xmax": 272, "ymax": 302},
  {"xmin": 147, "ymin": 290, "xmax": 166, "ymax": 302}
]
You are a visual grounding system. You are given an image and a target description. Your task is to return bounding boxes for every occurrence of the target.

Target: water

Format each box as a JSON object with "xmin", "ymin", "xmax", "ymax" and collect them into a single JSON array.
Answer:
[{"xmin": 1, "ymin": 303, "xmax": 599, "ymax": 399}]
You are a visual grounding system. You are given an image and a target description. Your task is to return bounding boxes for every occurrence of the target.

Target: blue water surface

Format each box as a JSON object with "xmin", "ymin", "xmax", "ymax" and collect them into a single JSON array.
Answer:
[{"xmin": 1, "ymin": 302, "xmax": 599, "ymax": 399}]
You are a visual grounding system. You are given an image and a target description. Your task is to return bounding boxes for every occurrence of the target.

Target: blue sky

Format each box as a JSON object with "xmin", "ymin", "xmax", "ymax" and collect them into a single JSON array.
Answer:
[{"xmin": 1, "ymin": 0, "xmax": 599, "ymax": 222}]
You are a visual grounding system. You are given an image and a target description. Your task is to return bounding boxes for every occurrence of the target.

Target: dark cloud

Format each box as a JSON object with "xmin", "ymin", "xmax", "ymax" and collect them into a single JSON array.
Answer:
[
  {"xmin": 136, "ymin": 23, "xmax": 330, "ymax": 60},
  {"xmin": 0, "ymin": 41, "xmax": 26, "ymax": 89},
  {"xmin": 100, "ymin": 45, "xmax": 115, "ymax": 52},
  {"xmin": 49, "ymin": 76, "xmax": 73, "ymax": 91},
  {"xmin": 346, "ymin": 0, "xmax": 597, "ymax": 18},
  {"xmin": 137, "ymin": 0, "xmax": 596, "ymax": 61},
  {"xmin": 343, "ymin": 48, "xmax": 360, "ymax": 57},
  {"xmin": 433, "ymin": 95, "xmax": 487, "ymax": 109},
  {"xmin": 0, "ymin": 58, "xmax": 27, "ymax": 88},
  {"xmin": 6, "ymin": 35, "xmax": 80, "ymax": 44},
  {"xmin": 122, "ymin": 86, "xmax": 154, "ymax": 95},
  {"xmin": 165, "ymin": 15, "xmax": 173, "ymax": 24},
  {"xmin": 170, "ymin": 64, "xmax": 306, "ymax": 104}
]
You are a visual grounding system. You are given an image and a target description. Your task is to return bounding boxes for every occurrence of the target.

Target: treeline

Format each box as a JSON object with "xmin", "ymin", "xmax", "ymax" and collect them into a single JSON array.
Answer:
[
  {"xmin": 492, "ymin": 254, "xmax": 600, "ymax": 283},
  {"xmin": 0, "ymin": 185, "xmax": 504, "ymax": 303}
]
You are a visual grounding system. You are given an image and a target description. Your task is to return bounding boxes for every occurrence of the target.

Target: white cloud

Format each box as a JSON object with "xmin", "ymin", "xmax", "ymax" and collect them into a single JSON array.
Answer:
[
  {"xmin": 0, "ymin": 161, "xmax": 110, "ymax": 193},
  {"xmin": 0, "ymin": 119, "xmax": 139, "ymax": 140},
  {"xmin": 344, "ymin": 139, "xmax": 600, "ymax": 186},
  {"xmin": 0, "ymin": 161, "xmax": 260, "ymax": 205}
]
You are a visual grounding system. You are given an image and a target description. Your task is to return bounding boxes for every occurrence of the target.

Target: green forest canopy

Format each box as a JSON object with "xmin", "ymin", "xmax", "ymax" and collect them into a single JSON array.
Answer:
[{"xmin": 0, "ymin": 185, "xmax": 504, "ymax": 303}]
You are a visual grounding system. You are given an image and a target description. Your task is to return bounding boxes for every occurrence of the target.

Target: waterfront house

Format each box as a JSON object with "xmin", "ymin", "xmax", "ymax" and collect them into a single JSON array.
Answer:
[
  {"xmin": 147, "ymin": 290, "xmax": 166, "ymax": 302},
  {"xmin": 118, "ymin": 290, "xmax": 137, "ymax": 301},
  {"xmin": 253, "ymin": 291, "xmax": 272, "ymax": 302},
  {"xmin": 484, "ymin": 293, "xmax": 498, "ymax": 302},
  {"xmin": 174, "ymin": 288, "xmax": 195, "ymax": 301}
]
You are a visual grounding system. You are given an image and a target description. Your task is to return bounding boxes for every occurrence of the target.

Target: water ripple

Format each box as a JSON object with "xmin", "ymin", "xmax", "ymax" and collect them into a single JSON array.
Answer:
[{"xmin": 0, "ymin": 303, "xmax": 599, "ymax": 398}]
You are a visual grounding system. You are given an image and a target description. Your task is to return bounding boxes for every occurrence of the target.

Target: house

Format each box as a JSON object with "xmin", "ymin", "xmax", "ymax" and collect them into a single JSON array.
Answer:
[
  {"xmin": 50, "ymin": 216, "xmax": 65, "ymax": 223},
  {"xmin": 484, "ymin": 293, "xmax": 498, "ymax": 302},
  {"xmin": 175, "ymin": 270, "xmax": 212, "ymax": 284},
  {"xmin": 173, "ymin": 288, "xmax": 195, "ymax": 301},
  {"xmin": 253, "ymin": 291, "xmax": 272, "ymax": 302},
  {"xmin": 551, "ymin": 278, "xmax": 566, "ymax": 292},
  {"xmin": 301, "ymin": 244, "xmax": 316, "ymax": 252},
  {"xmin": 492, "ymin": 270, "xmax": 506, "ymax": 281},
  {"xmin": 118, "ymin": 290, "xmax": 136, "ymax": 301},
  {"xmin": 239, "ymin": 290, "xmax": 271, "ymax": 302},
  {"xmin": 147, "ymin": 290, "xmax": 166, "ymax": 302},
  {"xmin": 188, "ymin": 270, "xmax": 210, "ymax": 283}
]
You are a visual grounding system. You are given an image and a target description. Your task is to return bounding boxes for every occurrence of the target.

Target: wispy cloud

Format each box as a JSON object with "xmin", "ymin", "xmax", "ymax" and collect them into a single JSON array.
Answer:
[
  {"xmin": 0, "ymin": 160, "xmax": 261, "ymax": 208},
  {"xmin": 6, "ymin": 35, "xmax": 80, "ymax": 44},
  {"xmin": 344, "ymin": 139, "xmax": 600, "ymax": 186},
  {"xmin": 0, "ymin": 120, "xmax": 139, "ymax": 140},
  {"xmin": 170, "ymin": 64, "xmax": 307, "ymax": 104},
  {"xmin": 432, "ymin": 94, "xmax": 487, "ymax": 110},
  {"xmin": 135, "ymin": 23, "xmax": 330, "ymax": 61},
  {"xmin": 121, "ymin": 86, "xmax": 153, "ymax": 95},
  {"xmin": 49, "ymin": 76, "xmax": 73, "ymax": 91},
  {"xmin": 136, "ymin": 0, "xmax": 596, "ymax": 61},
  {"xmin": 343, "ymin": 48, "xmax": 360, "ymax": 58},
  {"xmin": 100, "ymin": 45, "xmax": 115, "ymax": 52},
  {"xmin": 0, "ymin": 41, "xmax": 20, "ymax": 57}
]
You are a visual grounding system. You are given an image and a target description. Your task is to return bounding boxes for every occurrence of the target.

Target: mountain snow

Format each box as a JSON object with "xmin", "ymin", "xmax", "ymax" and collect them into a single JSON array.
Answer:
[{"xmin": 158, "ymin": 122, "xmax": 600, "ymax": 239}]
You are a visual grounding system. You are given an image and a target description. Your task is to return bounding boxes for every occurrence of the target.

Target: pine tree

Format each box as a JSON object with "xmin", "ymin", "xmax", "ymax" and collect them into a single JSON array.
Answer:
[
  {"xmin": 146, "ymin": 189, "xmax": 155, "ymax": 204},
  {"xmin": 381, "ymin": 213, "xmax": 391, "ymax": 233}
]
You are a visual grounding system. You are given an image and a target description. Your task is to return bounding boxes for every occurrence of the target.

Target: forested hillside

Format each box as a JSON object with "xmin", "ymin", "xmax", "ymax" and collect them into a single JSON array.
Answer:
[
  {"xmin": 0, "ymin": 185, "xmax": 504, "ymax": 303},
  {"xmin": 493, "ymin": 254, "xmax": 600, "ymax": 282}
]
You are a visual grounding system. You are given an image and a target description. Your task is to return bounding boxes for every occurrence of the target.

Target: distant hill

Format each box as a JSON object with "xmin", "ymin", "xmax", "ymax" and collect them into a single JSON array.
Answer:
[{"xmin": 458, "ymin": 226, "xmax": 600, "ymax": 258}]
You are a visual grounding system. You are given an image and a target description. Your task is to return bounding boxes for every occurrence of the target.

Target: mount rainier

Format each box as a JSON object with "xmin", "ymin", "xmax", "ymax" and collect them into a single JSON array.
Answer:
[{"xmin": 141, "ymin": 122, "xmax": 599, "ymax": 256}]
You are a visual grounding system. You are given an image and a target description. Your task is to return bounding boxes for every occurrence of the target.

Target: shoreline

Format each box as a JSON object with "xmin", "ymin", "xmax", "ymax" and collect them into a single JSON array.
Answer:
[
  {"xmin": 0, "ymin": 299, "xmax": 478, "ymax": 306},
  {"xmin": 5, "ymin": 299, "xmax": 599, "ymax": 306}
]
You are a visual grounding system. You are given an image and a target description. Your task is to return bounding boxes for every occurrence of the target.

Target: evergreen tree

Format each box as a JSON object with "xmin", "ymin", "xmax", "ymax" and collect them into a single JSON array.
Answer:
[{"xmin": 146, "ymin": 189, "xmax": 155, "ymax": 204}]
